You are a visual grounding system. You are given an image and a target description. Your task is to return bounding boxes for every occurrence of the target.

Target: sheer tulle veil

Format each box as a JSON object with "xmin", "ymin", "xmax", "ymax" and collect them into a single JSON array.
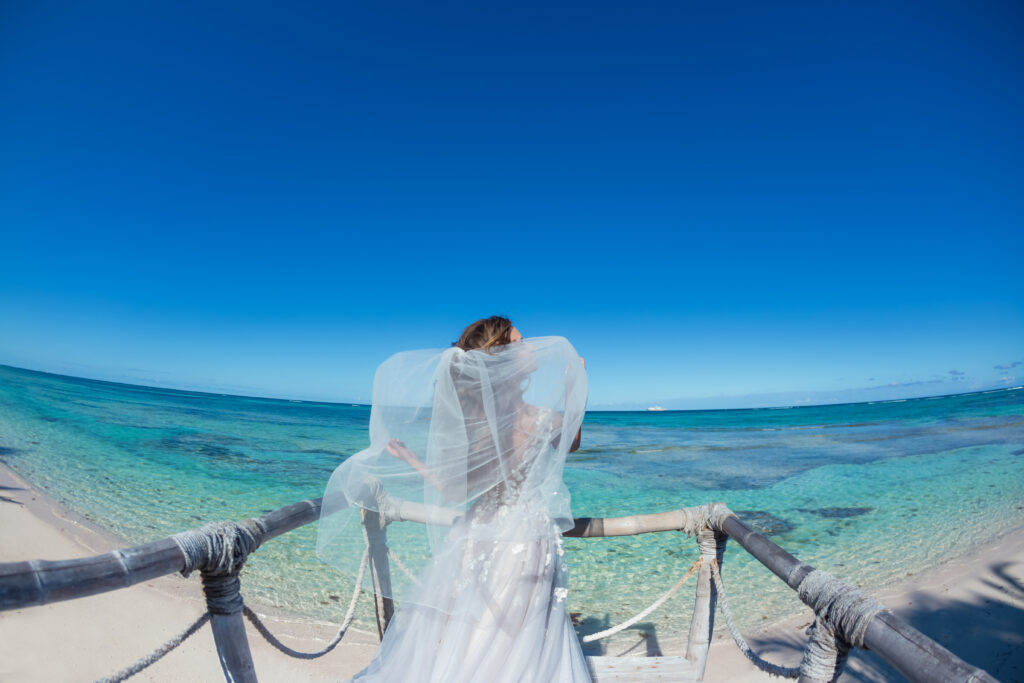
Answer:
[{"xmin": 316, "ymin": 336, "xmax": 588, "ymax": 616}]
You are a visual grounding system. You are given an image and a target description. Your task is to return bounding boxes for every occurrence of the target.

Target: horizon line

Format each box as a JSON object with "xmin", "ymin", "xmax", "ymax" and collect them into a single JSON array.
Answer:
[{"xmin": 1, "ymin": 362, "xmax": 1018, "ymax": 414}]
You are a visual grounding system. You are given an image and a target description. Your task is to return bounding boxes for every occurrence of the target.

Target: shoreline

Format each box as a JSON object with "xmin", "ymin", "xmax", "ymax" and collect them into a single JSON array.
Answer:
[
  {"xmin": 0, "ymin": 461, "xmax": 363, "ymax": 636},
  {"xmin": 0, "ymin": 462, "xmax": 380, "ymax": 682},
  {"xmin": 2, "ymin": 462, "xmax": 1021, "ymax": 681}
]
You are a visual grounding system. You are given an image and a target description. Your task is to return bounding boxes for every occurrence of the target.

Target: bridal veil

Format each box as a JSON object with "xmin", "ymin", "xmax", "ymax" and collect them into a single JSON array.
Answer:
[{"xmin": 316, "ymin": 335, "xmax": 588, "ymax": 617}]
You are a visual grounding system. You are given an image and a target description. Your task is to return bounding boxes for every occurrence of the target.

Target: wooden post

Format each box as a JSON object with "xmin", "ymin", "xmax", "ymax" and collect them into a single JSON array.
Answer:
[
  {"xmin": 686, "ymin": 526, "xmax": 724, "ymax": 678},
  {"xmin": 362, "ymin": 508, "xmax": 394, "ymax": 640},
  {"xmin": 200, "ymin": 573, "xmax": 258, "ymax": 683},
  {"xmin": 685, "ymin": 557, "xmax": 713, "ymax": 673}
]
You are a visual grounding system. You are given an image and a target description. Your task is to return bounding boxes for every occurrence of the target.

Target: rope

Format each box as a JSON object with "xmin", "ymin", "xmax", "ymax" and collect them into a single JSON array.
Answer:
[
  {"xmin": 91, "ymin": 502, "xmax": 887, "ymax": 682},
  {"xmin": 388, "ymin": 547, "xmax": 422, "ymax": 586},
  {"xmin": 796, "ymin": 569, "xmax": 889, "ymax": 649},
  {"xmin": 94, "ymin": 516, "xmax": 367, "ymax": 681},
  {"xmin": 93, "ymin": 613, "xmax": 210, "ymax": 683},
  {"xmin": 172, "ymin": 518, "xmax": 267, "ymax": 578},
  {"xmin": 201, "ymin": 573, "xmax": 244, "ymax": 615},
  {"xmin": 242, "ymin": 544, "xmax": 370, "ymax": 659},
  {"xmin": 710, "ymin": 559, "xmax": 800, "ymax": 678},
  {"xmin": 581, "ymin": 558, "xmax": 700, "ymax": 643},
  {"xmin": 680, "ymin": 502, "xmax": 733, "ymax": 538},
  {"xmin": 95, "ymin": 520, "xmax": 269, "ymax": 682},
  {"xmin": 799, "ymin": 618, "xmax": 850, "ymax": 683}
]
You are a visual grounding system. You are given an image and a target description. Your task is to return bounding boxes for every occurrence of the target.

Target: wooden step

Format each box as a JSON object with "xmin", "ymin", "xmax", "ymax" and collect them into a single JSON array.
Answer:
[{"xmin": 585, "ymin": 655, "xmax": 699, "ymax": 682}]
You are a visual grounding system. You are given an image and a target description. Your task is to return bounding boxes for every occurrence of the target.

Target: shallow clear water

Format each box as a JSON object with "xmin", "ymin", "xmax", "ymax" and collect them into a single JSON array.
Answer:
[{"xmin": 1, "ymin": 364, "xmax": 1022, "ymax": 642}]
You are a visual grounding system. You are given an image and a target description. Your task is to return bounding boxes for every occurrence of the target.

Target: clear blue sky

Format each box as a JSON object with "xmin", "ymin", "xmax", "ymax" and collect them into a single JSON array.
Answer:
[{"xmin": 1, "ymin": 1, "xmax": 1021, "ymax": 409}]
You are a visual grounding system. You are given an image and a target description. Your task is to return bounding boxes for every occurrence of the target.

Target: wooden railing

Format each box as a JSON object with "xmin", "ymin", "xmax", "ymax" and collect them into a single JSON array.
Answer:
[{"xmin": 0, "ymin": 496, "xmax": 998, "ymax": 683}]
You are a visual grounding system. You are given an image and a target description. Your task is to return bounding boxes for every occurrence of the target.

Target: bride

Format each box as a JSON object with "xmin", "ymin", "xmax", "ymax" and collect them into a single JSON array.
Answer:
[{"xmin": 317, "ymin": 316, "xmax": 591, "ymax": 682}]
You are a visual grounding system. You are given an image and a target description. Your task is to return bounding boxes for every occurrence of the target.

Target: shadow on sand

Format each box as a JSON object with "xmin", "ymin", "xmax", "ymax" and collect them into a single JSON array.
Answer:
[
  {"xmin": 0, "ymin": 484, "xmax": 27, "ymax": 505},
  {"xmin": 736, "ymin": 560, "xmax": 1023, "ymax": 681}
]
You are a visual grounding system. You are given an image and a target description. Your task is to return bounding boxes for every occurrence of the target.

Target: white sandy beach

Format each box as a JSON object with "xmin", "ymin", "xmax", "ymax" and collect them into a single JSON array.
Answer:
[{"xmin": 1, "ymin": 463, "xmax": 1021, "ymax": 682}]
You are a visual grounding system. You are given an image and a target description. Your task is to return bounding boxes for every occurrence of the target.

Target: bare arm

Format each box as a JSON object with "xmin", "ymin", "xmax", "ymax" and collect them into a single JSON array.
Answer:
[
  {"xmin": 386, "ymin": 439, "xmax": 446, "ymax": 494},
  {"xmin": 549, "ymin": 355, "xmax": 585, "ymax": 452},
  {"xmin": 570, "ymin": 426, "xmax": 582, "ymax": 452},
  {"xmin": 570, "ymin": 355, "xmax": 585, "ymax": 452}
]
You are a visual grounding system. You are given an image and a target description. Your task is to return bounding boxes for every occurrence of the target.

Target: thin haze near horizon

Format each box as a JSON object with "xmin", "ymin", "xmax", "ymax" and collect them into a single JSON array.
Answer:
[{"xmin": 1, "ymin": 1, "xmax": 1021, "ymax": 410}]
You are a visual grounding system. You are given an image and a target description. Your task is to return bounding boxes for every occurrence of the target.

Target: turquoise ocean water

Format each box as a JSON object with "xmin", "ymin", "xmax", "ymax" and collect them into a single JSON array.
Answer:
[{"xmin": 1, "ymin": 363, "xmax": 1022, "ymax": 642}]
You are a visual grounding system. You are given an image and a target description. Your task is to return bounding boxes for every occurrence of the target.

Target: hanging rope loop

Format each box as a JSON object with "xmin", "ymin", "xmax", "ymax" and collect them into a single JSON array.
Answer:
[
  {"xmin": 710, "ymin": 558, "xmax": 801, "ymax": 678},
  {"xmin": 95, "ymin": 521, "xmax": 369, "ymax": 681},
  {"xmin": 242, "ymin": 543, "xmax": 371, "ymax": 660}
]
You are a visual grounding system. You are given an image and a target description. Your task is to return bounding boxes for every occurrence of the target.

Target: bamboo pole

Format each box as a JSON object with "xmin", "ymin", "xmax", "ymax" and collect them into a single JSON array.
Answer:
[
  {"xmin": 208, "ymin": 613, "xmax": 258, "ymax": 683},
  {"xmin": 685, "ymin": 526, "xmax": 724, "ymax": 679},
  {"xmin": 390, "ymin": 499, "xmax": 460, "ymax": 527},
  {"xmin": 202, "ymin": 573, "xmax": 258, "ymax": 683},
  {"xmin": 685, "ymin": 556, "xmax": 713, "ymax": 672},
  {"xmin": 0, "ymin": 501, "xmax": 696, "ymax": 611},
  {"xmin": 0, "ymin": 498, "xmax": 322, "ymax": 611},
  {"xmin": 0, "ymin": 492, "xmax": 704, "ymax": 612},
  {"xmin": 565, "ymin": 510, "xmax": 687, "ymax": 537},
  {"xmin": 361, "ymin": 509, "xmax": 394, "ymax": 639}
]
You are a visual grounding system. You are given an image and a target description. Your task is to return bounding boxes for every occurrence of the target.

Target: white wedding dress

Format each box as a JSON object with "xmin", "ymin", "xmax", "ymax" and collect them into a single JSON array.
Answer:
[{"xmin": 318, "ymin": 337, "xmax": 591, "ymax": 682}]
